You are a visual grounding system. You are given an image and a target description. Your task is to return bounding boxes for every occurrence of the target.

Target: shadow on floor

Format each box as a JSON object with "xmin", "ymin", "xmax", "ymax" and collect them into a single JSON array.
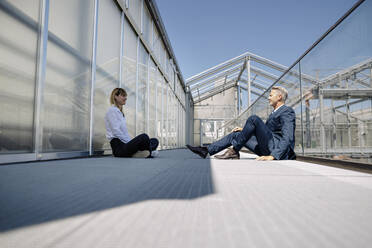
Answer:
[{"xmin": 0, "ymin": 149, "xmax": 214, "ymax": 232}]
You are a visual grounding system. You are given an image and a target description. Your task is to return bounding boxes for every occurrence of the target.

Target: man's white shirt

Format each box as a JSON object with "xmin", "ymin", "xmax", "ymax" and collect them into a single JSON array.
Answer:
[
  {"xmin": 272, "ymin": 104, "xmax": 284, "ymax": 114},
  {"xmin": 104, "ymin": 106, "xmax": 131, "ymax": 143}
]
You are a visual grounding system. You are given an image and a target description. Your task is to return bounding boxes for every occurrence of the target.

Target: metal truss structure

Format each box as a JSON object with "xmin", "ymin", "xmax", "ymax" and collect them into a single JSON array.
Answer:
[{"xmin": 186, "ymin": 52, "xmax": 289, "ymax": 108}]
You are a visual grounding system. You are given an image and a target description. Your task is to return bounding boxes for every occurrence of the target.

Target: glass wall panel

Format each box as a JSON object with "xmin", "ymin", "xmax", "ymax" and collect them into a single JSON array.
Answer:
[
  {"xmin": 174, "ymin": 95, "xmax": 178, "ymax": 147},
  {"xmin": 172, "ymin": 91, "xmax": 176, "ymax": 148},
  {"xmin": 169, "ymin": 88, "xmax": 175, "ymax": 147},
  {"xmin": 277, "ymin": 64, "xmax": 302, "ymax": 153},
  {"xmin": 176, "ymin": 101, "xmax": 179, "ymax": 147},
  {"xmin": 142, "ymin": 3, "xmax": 152, "ymax": 47},
  {"xmin": 183, "ymin": 110, "xmax": 186, "ymax": 146},
  {"xmin": 94, "ymin": 0, "xmax": 121, "ymax": 153},
  {"xmin": 122, "ymin": 17, "xmax": 137, "ymax": 137},
  {"xmin": 178, "ymin": 105, "xmax": 182, "ymax": 147},
  {"xmin": 168, "ymin": 59, "xmax": 174, "ymax": 89},
  {"xmin": 0, "ymin": 1, "xmax": 40, "ymax": 154},
  {"xmin": 164, "ymin": 55, "xmax": 169, "ymax": 79},
  {"xmin": 156, "ymin": 69, "xmax": 163, "ymax": 148},
  {"xmin": 300, "ymin": 0, "xmax": 372, "ymax": 159},
  {"xmin": 128, "ymin": 0, "xmax": 141, "ymax": 29},
  {"xmin": 193, "ymin": 119, "xmax": 200, "ymax": 146},
  {"xmin": 179, "ymin": 106, "xmax": 181, "ymax": 147},
  {"xmin": 152, "ymin": 24, "xmax": 161, "ymax": 62},
  {"xmin": 162, "ymin": 79, "xmax": 168, "ymax": 148},
  {"xmin": 137, "ymin": 42, "xmax": 148, "ymax": 134},
  {"xmin": 184, "ymin": 109, "xmax": 186, "ymax": 146},
  {"xmin": 160, "ymin": 43, "xmax": 166, "ymax": 71},
  {"xmin": 149, "ymin": 59, "xmax": 157, "ymax": 137},
  {"xmin": 43, "ymin": 0, "xmax": 94, "ymax": 152},
  {"xmin": 168, "ymin": 91, "xmax": 173, "ymax": 148},
  {"xmin": 182, "ymin": 110, "xmax": 184, "ymax": 146},
  {"xmin": 168, "ymin": 88, "xmax": 172, "ymax": 148}
]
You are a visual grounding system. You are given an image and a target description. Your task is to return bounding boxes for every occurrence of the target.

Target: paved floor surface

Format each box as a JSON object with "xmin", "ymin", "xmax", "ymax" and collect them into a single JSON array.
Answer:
[{"xmin": 1, "ymin": 149, "xmax": 372, "ymax": 248}]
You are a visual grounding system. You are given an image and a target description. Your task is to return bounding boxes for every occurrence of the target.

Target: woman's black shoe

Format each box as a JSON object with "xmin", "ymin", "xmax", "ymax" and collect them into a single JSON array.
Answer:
[{"xmin": 186, "ymin": 145, "xmax": 208, "ymax": 159}]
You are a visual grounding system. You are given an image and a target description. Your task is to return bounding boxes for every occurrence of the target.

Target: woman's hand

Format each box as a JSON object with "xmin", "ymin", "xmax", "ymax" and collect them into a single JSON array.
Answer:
[{"xmin": 232, "ymin": 127, "xmax": 243, "ymax": 132}]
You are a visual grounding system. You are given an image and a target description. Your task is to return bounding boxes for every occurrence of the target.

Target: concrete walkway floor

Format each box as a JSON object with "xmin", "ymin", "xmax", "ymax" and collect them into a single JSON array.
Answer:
[{"xmin": 1, "ymin": 149, "xmax": 372, "ymax": 248}]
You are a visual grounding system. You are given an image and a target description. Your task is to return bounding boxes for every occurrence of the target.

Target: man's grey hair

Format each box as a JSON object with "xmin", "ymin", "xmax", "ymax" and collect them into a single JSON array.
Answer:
[{"xmin": 271, "ymin": 86, "xmax": 288, "ymax": 102}]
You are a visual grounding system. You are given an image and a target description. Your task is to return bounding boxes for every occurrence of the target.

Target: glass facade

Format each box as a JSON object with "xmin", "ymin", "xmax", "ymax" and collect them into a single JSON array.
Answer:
[
  {"xmin": 94, "ymin": 0, "xmax": 121, "ymax": 152},
  {"xmin": 156, "ymin": 69, "xmax": 163, "ymax": 148},
  {"xmin": 137, "ymin": 41, "xmax": 148, "ymax": 135},
  {"xmin": 0, "ymin": 1, "xmax": 40, "ymax": 154},
  {"xmin": 149, "ymin": 59, "xmax": 157, "ymax": 138},
  {"xmin": 42, "ymin": 0, "xmax": 94, "ymax": 152},
  {"xmin": 122, "ymin": 16, "xmax": 137, "ymax": 137},
  {"xmin": 211, "ymin": 0, "xmax": 372, "ymax": 164},
  {"xmin": 0, "ymin": 0, "xmax": 188, "ymax": 163}
]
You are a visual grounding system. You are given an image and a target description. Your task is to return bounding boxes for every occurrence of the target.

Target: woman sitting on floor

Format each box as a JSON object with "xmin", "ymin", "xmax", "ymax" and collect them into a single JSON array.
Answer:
[{"xmin": 104, "ymin": 88, "xmax": 159, "ymax": 158}]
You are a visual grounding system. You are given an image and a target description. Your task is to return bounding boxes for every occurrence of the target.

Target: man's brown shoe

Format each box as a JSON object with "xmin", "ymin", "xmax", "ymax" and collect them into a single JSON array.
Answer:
[{"xmin": 214, "ymin": 148, "xmax": 240, "ymax": 159}]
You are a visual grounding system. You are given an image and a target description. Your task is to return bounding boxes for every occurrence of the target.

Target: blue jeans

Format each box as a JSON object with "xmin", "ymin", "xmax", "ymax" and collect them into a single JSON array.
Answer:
[{"xmin": 207, "ymin": 115, "xmax": 273, "ymax": 156}]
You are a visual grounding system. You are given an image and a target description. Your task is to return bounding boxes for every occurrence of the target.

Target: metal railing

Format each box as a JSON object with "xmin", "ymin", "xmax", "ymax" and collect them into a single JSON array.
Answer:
[{"xmin": 213, "ymin": 0, "xmax": 372, "ymax": 162}]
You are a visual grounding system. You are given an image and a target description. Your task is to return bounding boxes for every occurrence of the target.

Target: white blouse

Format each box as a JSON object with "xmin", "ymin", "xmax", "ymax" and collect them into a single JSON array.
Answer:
[{"xmin": 104, "ymin": 106, "xmax": 131, "ymax": 143}]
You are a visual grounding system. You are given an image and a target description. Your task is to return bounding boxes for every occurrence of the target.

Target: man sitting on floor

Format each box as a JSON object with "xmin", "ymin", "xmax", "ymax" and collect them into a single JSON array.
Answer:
[{"xmin": 187, "ymin": 86, "xmax": 296, "ymax": 160}]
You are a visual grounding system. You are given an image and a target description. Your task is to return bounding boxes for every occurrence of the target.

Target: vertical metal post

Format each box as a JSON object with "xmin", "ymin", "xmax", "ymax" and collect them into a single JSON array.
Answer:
[
  {"xmin": 171, "ymin": 92, "xmax": 173, "ymax": 148},
  {"xmin": 34, "ymin": 0, "xmax": 50, "ymax": 160},
  {"xmin": 358, "ymin": 119, "xmax": 365, "ymax": 148},
  {"xmin": 166, "ymin": 84, "xmax": 169, "ymax": 148},
  {"xmin": 146, "ymin": 54, "xmax": 150, "ymax": 134},
  {"xmin": 319, "ymin": 87, "xmax": 326, "ymax": 153},
  {"xmin": 370, "ymin": 68, "xmax": 372, "ymax": 110},
  {"xmin": 185, "ymin": 91, "xmax": 190, "ymax": 145},
  {"xmin": 168, "ymin": 89, "xmax": 171, "ymax": 148},
  {"xmin": 119, "ymin": 12, "xmax": 124, "ymax": 87},
  {"xmin": 180, "ymin": 107, "xmax": 182, "ymax": 147},
  {"xmin": 150, "ymin": 19, "xmax": 155, "ymax": 136},
  {"xmin": 135, "ymin": 36, "xmax": 139, "ymax": 135},
  {"xmin": 298, "ymin": 61, "xmax": 305, "ymax": 155},
  {"xmin": 89, "ymin": 0, "xmax": 99, "ymax": 156},
  {"xmin": 182, "ymin": 105, "xmax": 184, "ymax": 147},
  {"xmin": 151, "ymin": 18, "xmax": 154, "ymax": 51},
  {"xmin": 184, "ymin": 108, "xmax": 186, "ymax": 146},
  {"xmin": 247, "ymin": 57, "xmax": 251, "ymax": 114},
  {"xmin": 177, "ymin": 102, "xmax": 179, "ymax": 147},
  {"xmin": 181, "ymin": 104, "xmax": 183, "ymax": 147},
  {"xmin": 180, "ymin": 106, "xmax": 182, "ymax": 147},
  {"xmin": 346, "ymin": 79, "xmax": 352, "ymax": 148},
  {"xmin": 305, "ymin": 101, "xmax": 311, "ymax": 148},
  {"xmin": 179, "ymin": 103, "xmax": 181, "ymax": 147},
  {"xmin": 237, "ymin": 83, "xmax": 241, "ymax": 115},
  {"xmin": 331, "ymin": 81, "xmax": 337, "ymax": 148},
  {"xmin": 347, "ymin": 98, "xmax": 351, "ymax": 148},
  {"xmin": 140, "ymin": 0, "xmax": 143, "ymax": 34},
  {"xmin": 191, "ymin": 96, "xmax": 194, "ymax": 145},
  {"xmin": 200, "ymin": 119, "xmax": 203, "ymax": 146},
  {"xmin": 160, "ymin": 78, "xmax": 163, "ymax": 149},
  {"xmin": 154, "ymin": 67, "xmax": 158, "ymax": 140}
]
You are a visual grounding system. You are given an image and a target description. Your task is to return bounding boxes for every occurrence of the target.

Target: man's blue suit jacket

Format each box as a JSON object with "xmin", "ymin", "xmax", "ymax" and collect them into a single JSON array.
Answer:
[{"xmin": 266, "ymin": 105, "xmax": 296, "ymax": 160}]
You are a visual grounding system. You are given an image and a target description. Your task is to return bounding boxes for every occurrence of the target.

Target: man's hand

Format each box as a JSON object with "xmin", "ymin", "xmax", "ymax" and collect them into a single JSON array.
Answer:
[
  {"xmin": 255, "ymin": 155, "xmax": 275, "ymax": 161},
  {"xmin": 232, "ymin": 127, "xmax": 243, "ymax": 132}
]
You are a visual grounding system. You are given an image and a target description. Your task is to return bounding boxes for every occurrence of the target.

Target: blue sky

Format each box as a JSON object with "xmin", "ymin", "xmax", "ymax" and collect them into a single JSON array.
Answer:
[{"xmin": 155, "ymin": 0, "xmax": 358, "ymax": 80}]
